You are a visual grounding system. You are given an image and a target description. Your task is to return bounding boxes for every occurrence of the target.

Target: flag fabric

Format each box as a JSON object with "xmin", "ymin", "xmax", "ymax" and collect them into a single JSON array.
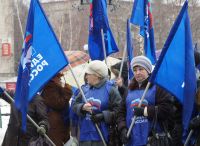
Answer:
[
  {"xmin": 0, "ymin": 87, "xmax": 4, "ymax": 94},
  {"xmin": 149, "ymin": 0, "xmax": 196, "ymax": 138},
  {"xmin": 15, "ymin": 0, "xmax": 69, "ymax": 130},
  {"xmin": 126, "ymin": 19, "xmax": 134, "ymax": 80},
  {"xmin": 88, "ymin": 0, "xmax": 119, "ymax": 60},
  {"xmin": 130, "ymin": 0, "xmax": 156, "ymax": 64}
]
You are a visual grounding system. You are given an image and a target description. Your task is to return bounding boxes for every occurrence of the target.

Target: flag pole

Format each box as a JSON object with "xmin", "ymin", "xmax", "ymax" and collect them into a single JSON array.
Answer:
[
  {"xmin": 101, "ymin": 29, "xmax": 108, "ymax": 65},
  {"xmin": 184, "ymin": 115, "xmax": 199, "ymax": 146},
  {"xmin": 127, "ymin": 82, "xmax": 151, "ymax": 137},
  {"xmin": 15, "ymin": 0, "xmax": 24, "ymax": 40},
  {"xmin": 184, "ymin": 130, "xmax": 194, "ymax": 146},
  {"xmin": 68, "ymin": 64, "xmax": 107, "ymax": 146},
  {"xmin": 1, "ymin": 89, "xmax": 56, "ymax": 146},
  {"xmin": 118, "ymin": 40, "xmax": 127, "ymax": 78}
]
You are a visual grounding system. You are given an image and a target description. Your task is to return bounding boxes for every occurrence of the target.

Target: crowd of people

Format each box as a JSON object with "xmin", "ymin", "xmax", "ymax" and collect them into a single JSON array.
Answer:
[{"xmin": 1, "ymin": 55, "xmax": 200, "ymax": 146}]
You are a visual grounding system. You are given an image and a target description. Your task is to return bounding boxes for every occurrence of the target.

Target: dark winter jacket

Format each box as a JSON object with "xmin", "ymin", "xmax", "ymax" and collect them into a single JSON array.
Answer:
[
  {"xmin": 73, "ymin": 78, "xmax": 122, "ymax": 145},
  {"xmin": 42, "ymin": 80, "xmax": 72, "ymax": 146},
  {"xmin": 117, "ymin": 77, "xmax": 173, "ymax": 135},
  {"xmin": 0, "ymin": 92, "xmax": 49, "ymax": 146}
]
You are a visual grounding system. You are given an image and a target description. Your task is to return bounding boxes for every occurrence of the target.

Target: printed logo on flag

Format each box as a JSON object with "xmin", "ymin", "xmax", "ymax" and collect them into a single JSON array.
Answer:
[{"xmin": 21, "ymin": 32, "xmax": 49, "ymax": 85}]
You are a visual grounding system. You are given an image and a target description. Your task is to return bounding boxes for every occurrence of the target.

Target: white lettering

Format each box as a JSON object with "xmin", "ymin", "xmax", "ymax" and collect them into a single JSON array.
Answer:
[
  {"xmin": 37, "ymin": 64, "xmax": 43, "ymax": 72},
  {"xmin": 41, "ymin": 60, "xmax": 48, "ymax": 66},
  {"xmin": 29, "ymin": 53, "xmax": 49, "ymax": 83},
  {"xmin": 36, "ymin": 54, "xmax": 43, "ymax": 61},
  {"xmin": 32, "ymin": 69, "xmax": 38, "ymax": 77},
  {"xmin": 32, "ymin": 58, "xmax": 40, "ymax": 66},
  {"xmin": 30, "ymin": 74, "xmax": 34, "ymax": 82}
]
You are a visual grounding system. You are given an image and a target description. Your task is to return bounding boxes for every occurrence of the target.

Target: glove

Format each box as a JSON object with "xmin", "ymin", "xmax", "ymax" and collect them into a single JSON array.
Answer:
[
  {"xmin": 120, "ymin": 128, "xmax": 129, "ymax": 144},
  {"xmin": 37, "ymin": 125, "xmax": 46, "ymax": 136},
  {"xmin": 189, "ymin": 116, "xmax": 200, "ymax": 130},
  {"xmin": 90, "ymin": 113, "xmax": 104, "ymax": 123},
  {"xmin": 133, "ymin": 107, "xmax": 144, "ymax": 116}
]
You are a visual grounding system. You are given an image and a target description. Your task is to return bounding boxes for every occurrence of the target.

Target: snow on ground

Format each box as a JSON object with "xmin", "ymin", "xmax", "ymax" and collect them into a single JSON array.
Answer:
[{"xmin": 0, "ymin": 99, "xmax": 10, "ymax": 144}]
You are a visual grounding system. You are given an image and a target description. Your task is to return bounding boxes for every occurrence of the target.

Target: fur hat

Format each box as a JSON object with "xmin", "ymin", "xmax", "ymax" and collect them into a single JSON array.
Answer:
[
  {"xmin": 85, "ymin": 60, "xmax": 108, "ymax": 78},
  {"xmin": 130, "ymin": 56, "xmax": 152, "ymax": 74}
]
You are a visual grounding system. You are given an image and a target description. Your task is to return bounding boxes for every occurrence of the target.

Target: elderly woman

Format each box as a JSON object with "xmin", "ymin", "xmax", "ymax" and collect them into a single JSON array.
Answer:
[
  {"xmin": 117, "ymin": 56, "xmax": 173, "ymax": 146},
  {"xmin": 73, "ymin": 60, "xmax": 121, "ymax": 146}
]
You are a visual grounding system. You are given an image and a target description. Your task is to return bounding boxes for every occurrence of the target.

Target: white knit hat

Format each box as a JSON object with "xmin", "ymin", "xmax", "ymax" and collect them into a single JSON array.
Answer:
[
  {"xmin": 130, "ymin": 56, "xmax": 152, "ymax": 74},
  {"xmin": 85, "ymin": 60, "xmax": 108, "ymax": 78}
]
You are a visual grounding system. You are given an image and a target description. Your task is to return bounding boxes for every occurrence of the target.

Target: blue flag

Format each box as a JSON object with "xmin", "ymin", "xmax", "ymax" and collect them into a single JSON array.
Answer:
[
  {"xmin": 126, "ymin": 19, "xmax": 134, "ymax": 80},
  {"xmin": 88, "ymin": 0, "xmax": 119, "ymax": 60},
  {"xmin": 15, "ymin": 0, "xmax": 69, "ymax": 130},
  {"xmin": 0, "ymin": 87, "xmax": 4, "ymax": 94},
  {"xmin": 130, "ymin": 0, "xmax": 156, "ymax": 64},
  {"xmin": 149, "ymin": 1, "xmax": 196, "ymax": 138}
]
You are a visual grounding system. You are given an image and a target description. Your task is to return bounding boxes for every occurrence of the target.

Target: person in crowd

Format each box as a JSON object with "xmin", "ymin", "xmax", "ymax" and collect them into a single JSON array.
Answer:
[
  {"xmin": 110, "ymin": 60, "xmax": 128, "ymax": 99},
  {"xmin": 41, "ymin": 72, "xmax": 72, "ymax": 146},
  {"xmin": 189, "ymin": 88, "xmax": 200, "ymax": 146},
  {"xmin": 117, "ymin": 55, "xmax": 173, "ymax": 146},
  {"xmin": 0, "ymin": 89, "xmax": 49, "ymax": 146},
  {"xmin": 187, "ymin": 50, "xmax": 200, "ymax": 146},
  {"xmin": 111, "ymin": 60, "xmax": 128, "ymax": 87},
  {"xmin": 69, "ymin": 73, "xmax": 89, "ymax": 145},
  {"xmin": 72, "ymin": 60, "xmax": 121, "ymax": 146},
  {"xmin": 108, "ymin": 61, "xmax": 129, "ymax": 146}
]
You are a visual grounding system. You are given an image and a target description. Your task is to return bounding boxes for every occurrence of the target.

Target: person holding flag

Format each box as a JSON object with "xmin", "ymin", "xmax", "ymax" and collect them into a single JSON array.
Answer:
[
  {"xmin": 116, "ymin": 56, "xmax": 173, "ymax": 146},
  {"xmin": 14, "ymin": 0, "xmax": 69, "ymax": 133},
  {"xmin": 73, "ymin": 60, "xmax": 121, "ymax": 146},
  {"xmin": 0, "ymin": 88, "xmax": 49, "ymax": 146}
]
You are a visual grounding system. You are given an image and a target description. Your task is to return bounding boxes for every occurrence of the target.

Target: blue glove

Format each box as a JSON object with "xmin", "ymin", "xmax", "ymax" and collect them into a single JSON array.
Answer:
[{"xmin": 0, "ymin": 87, "xmax": 5, "ymax": 94}]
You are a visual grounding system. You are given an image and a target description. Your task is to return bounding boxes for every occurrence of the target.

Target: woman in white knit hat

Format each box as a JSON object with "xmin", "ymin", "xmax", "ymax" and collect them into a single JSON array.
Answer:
[
  {"xmin": 73, "ymin": 60, "xmax": 121, "ymax": 146},
  {"xmin": 117, "ymin": 56, "xmax": 174, "ymax": 146}
]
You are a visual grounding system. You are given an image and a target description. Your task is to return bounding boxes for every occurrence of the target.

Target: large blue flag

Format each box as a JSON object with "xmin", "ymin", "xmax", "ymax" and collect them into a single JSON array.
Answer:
[
  {"xmin": 15, "ymin": 0, "xmax": 69, "ymax": 130},
  {"xmin": 88, "ymin": 0, "xmax": 119, "ymax": 60},
  {"xmin": 149, "ymin": 1, "xmax": 196, "ymax": 137},
  {"xmin": 126, "ymin": 19, "xmax": 134, "ymax": 80},
  {"xmin": 130, "ymin": 0, "xmax": 156, "ymax": 64}
]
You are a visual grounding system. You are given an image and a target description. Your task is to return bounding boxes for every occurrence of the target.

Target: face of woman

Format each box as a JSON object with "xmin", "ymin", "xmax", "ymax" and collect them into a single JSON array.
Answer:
[
  {"xmin": 133, "ymin": 66, "xmax": 149, "ymax": 83},
  {"xmin": 86, "ymin": 74, "xmax": 100, "ymax": 86}
]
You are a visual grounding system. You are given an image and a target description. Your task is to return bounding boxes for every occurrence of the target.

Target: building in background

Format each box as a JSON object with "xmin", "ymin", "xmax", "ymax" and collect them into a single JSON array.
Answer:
[{"xmin": 0, "ymin": 1, "xmax": 15, "ymax": 83}]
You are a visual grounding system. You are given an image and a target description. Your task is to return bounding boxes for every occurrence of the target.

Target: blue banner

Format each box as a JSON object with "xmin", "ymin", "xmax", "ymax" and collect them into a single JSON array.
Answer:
[
  {"xmin": 149, "ymin": 1, "xmax": 196, "ymax": 138},
  {"xmin": 130, "ymin": 0, "xmax": 156, "ymax": 64},
  {"xmin": 88, "ymin": 0, "xmax": 119, "ymax": 60},
  {"xmin": 15, "ymin": 0, "xmax": 69, "ymax": 130},
  {"xmin": 126, "ymin": 19, "xmax": 134, "ymax": 80}
]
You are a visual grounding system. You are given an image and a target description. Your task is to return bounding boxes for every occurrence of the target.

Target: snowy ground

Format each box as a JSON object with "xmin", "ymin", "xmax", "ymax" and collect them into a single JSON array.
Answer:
[{"xmin": 0, "ymin": 99, "xmax": 10, "ymax": 144}]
